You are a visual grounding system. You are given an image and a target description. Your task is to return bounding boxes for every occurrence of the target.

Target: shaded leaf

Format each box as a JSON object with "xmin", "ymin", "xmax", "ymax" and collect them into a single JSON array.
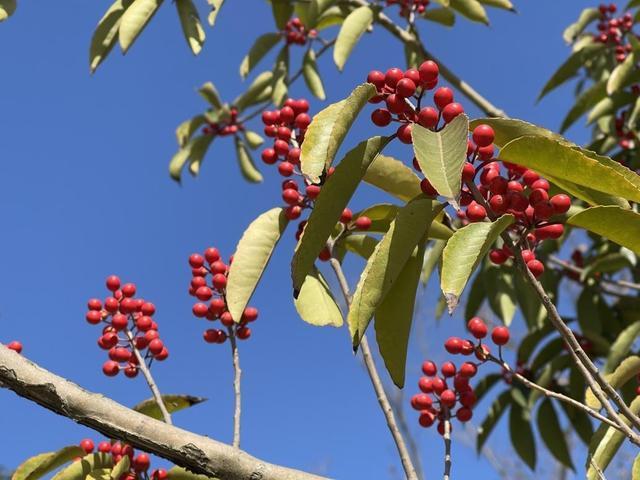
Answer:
[
  {"xmin": 333, "ymin": 5, "xmax": 374, "ymax": 70},
  {"xmin": 449, "ymin": 0, "xmax": 488, "ymax": 24},
  {"xmin": 294, "ymin": 267, "xmax": 343, "ymax": 327},
  {"xmin": 605, "ymin": 322, "xmax": 640, "ymax": 374},
  {"xmin": 166, "ymin": 467, "xmax": 214, "ymax": 480},
  {"xmin": 176, "ymin": 0, "xmax": 206, "ymax": 55},
  {"xmin": 51, "ymin": 454, "xmax": 113, "ymax": 480},
  {"xmin": 483, "ymin": 264, "xmax": 517, "ymax": 326},
  {"xmin": 559, "ymin": 79, "xmax": 607, "ymax": 133},
  {"xmin": 302, "ymin": 49, "xmax": 326, "ymax": 100},
  {"xmin": 421, "ymin": 239, "xmax": 445, "ymax": 285},
  {"xmin": 509, "ymin": 403, "xmax": 536, "ymax": 470},
  {"xmin": 568, "ymin": 206, "xmax": 640, "ymax": 254},
  {"xmin": 363, "ymin": 154, "xmax": 422, "ymax": 202},
  {"xmin": 563, "ymin": 8, "xmax": 600, "ymax": 43},
  {"xmin": 537, "ymin": 400, "xmax": 574, "ymax": 470},
  {"xmin": 473, "ymin": 373, "xmax": 502, "ymax": 404},
  {"xmin": 169, "ymin": 135, "xmax": 213, "ymax": 181},
  {"xmin": 234, "ymin": 137, "xmax": 263, "ymax": 183},
  {"xmin": 464, "ymin": 270, "xmax": 485, "ymax": 319},
  {"xmin": 133, "ymin": 395, "xmax": 206, "ymax": 420},
  {"xmin": 608, "ymin": 52, "xmax": 635, "ymax": 95},
  {"xmin": 477, "ymin": 390, "xmax": 512, "ymax": 452},
  {"xmin": 239, "ymin": 33, "xmax": 281, "ymax": 79},
  {"xmin": 233, "ymin": 71, "xmax": 273, "ymax": 111},
  {"xmin": 587, "ymin": 91, "xmax": 635, "ymax": 124},
  {"xmin": 271, "ymin": 0, "xmax": 293, "ymax": 29},
  {"xmin": 539, "ymin": 43, "xmax": 605, "ymax": 100},
  {"xmin": 469, "ymin": 117, "xmax": 564, "ymax": 148},
  {"xmin": 119, "ymin": 0, "xmax": 164, "ymax": 54},
  {"xmin": 422, "ymin": 7, "xmax": 455, "ymax": 26},
  {"xmin": 271, "ymin": 47, "xmax": 289, "ymax": 106},
  {"xmin": 344, "ymin": 234, "xmax": 379, "ymax": 260}
]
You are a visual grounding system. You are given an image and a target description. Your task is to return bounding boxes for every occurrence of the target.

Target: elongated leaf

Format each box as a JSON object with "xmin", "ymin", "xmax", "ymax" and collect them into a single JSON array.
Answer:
[
  {"xmin": 302, "ymin": 49, "xmax": 326, "ymax": 100},
  {"xmin": 0, "ymin": 0, "xmax": 16, "ymax": 21},
  {"xmin": 464, "ymin": 270, "xmax": 485, "ymax": 318},
  {"xmin": 441, "ymin": 215, "xmax": 514, "ymax": 313},
  {"xmin": 167, "ymin": 467, "xmax": 214, "ymax": 480},
  {"xmin": 608, "ymin": 52, "xmax": 635, "ymax": 95},
  {"xmin": 207, "ymin": 0, "xmax": 224, "ymax": 26},
  {"xmin": 513, "ymin": 267, "xmax": 545, "ymax": 329},
  {"xmin": 545, "ymin": 172, "xmax": 629, "ymax": 208},
  {"xmin": 271, "ymin": 47, "xmax": 289, "ymax": 106},
  {"xmin": 449, "ymin": 0, "xmax": 488, "ymax": 24},
  {"xmin": 509, "ymin": 403, "xmax": 536, "ymax": 470},
  {"xmin": 301, "ymin": 83, "xmax": 377, "ymax": 182},
  {"xmin": 633, "ymin": 454, "xmax": 640, "ymax": 480},
  {"xmin": 110, "ymin": 457, "xmax": 130, "ymax": 480},
  {"xmin": 375, "ymin": 243, "xmax": 425, "ymax": 387},
  {"xmin": 176, "ymin": 115, "xmax": 206, "ymax": 148},
  {"xmin": 233, "ymin": 71, "xmax": 273, "ymax": 111},
  {"xmin": 239, "ymin": 33, "xmax": 281, "ymax": 79},
  {"xmin": 333, "ymin": 5, "xmax": 373, "ymax": 70},
  {"xmin": 354, "ymin": 204, "xmax": 398, "ymax": 233},
  {"xmin": 478, "ymin": 0, "xmax": 513, "ymax": 9},
  {"xmin": 412, "ymin": 114, "xmax": 469, "ymax": 204},
  {"xmin": 483, "ymin": 265, "xmax": 516, "ymax": 325},
  {"xmin": 421, "ymin": 239, "xmax": 445, "ymax": 285},
  {"xmin": 176, "ymin": 0, "xmax": 205, "ymax": 55},
  {"xmin": 537, "ymin": 400, "xmax": 573, "ymax": 470},
  {"xmin": 89, "ymin": 0, "xmax": 133, "ymax": 73},
  {"xmin": 605, "ymin": 322, "xmax": 640, "ymax": 374},
  {"xmin": 344, "ymin": 234, "xmax": 378, "ymax": 260},
  {"xmin": 500, "ymin": 136, "xmax": 640, "ymax": 204},
  {"xmin": 587, "ymin": 91, "xmax": 635, "ymax": 124},
  {"xmin": 559, "ymin": 398, "xmax": 593, "ymax": 445},
  {"xmin": 133, "ymin": 394, "xmax": 206, "ymax": 420},
  {"xmin": 477, "ymin": 390, "xmax": 512, "ymax": 452},
  {"xmin": 474, "ymin": 373, "xmax": 502, "ymax": 404},
  {"xmin": 198, "ymin": 82, "xmax": 222, "ymax": 109},
  {"xmin": 539, "ymin": 43, "xmax": 605, "ymax": 100},
  {"xmin": 169, "ymin": 135, "xmax": 213, "ymax": 181},
  {"xmin": 577, "ymin": 288, "xmax": 604, "ymax": 335},
  {"xmin": 226, "ymin": 208, "xmax": 289, "ymax": 321},
  {"xmin": 243, "ymin": 131, "xmax": 264, "ymax": 150},
  {"xmin": 586, "ymin": 356, "xmax": 640, "ymax": 409},
  {"xmin": 12, "ymin": 447, "xmax": 86, "ymax": 480},
  {"xmin": 568, "ymin": 206, "xmax": 640, "ymax": 254},
  {"xmin": 292, "ymin": 137, "xmax": 389, "ymax": 291},
  {"xmin": 564, "ymin": 8, "xmax": 600, "ymax": 43},
  {"xmin": 468, "ymin": 117, "xmax": 563, "ymax": 148},
  {"xmin": 294, "ymin": 267, "xmax": 343, "ymax": 327},
  {"xmin": 363, "ymin": 154, "xmax": 422, "ymax": 202},
  {"xmin": 422, "ymin": 7, "xmax": 455, "ymax": 26},
  {"xmin": 348, "ymin": 196, "xmax": 435, "ymax": 345},
  {"xmin": 560, "ymin": 79, "xmax": 607, "ymax": 133},
  {"xmin": 119, "ymin": 0, "xmax": 164, "ymax": 54},
  {"xmin": 271, "ymin": 0, "xmax": 293, "ymax": 29},
  {"xmin": 51, "ymin": 454, "xmax": 112, "ymax": 480},
  {"xmin": 234, "ymin": 137, "xmax": 263, "ymax": 183}
]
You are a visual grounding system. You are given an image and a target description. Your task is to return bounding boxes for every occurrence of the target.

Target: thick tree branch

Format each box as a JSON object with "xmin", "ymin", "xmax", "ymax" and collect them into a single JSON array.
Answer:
[
  {"xmin": 227, "ymin": 327, "xmax": 242, "ymax": 449},
  {"xmin": 328, "ymin": 257, "xmax": 420, "ymax": 480},
  {"xmin": 0, "ymin": 345, "xmax": 329, "ymax": 480}
]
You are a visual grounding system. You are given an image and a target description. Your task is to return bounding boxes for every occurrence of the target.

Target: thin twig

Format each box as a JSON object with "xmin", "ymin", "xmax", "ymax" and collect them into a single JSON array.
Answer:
[
  {"xmin": 443, "ymin": 408, "xmax": 452, "ymax": 480},
  {"xmin": 548, "ymin": 255, "xmax": 640, "ymax": 292},
  {"xmin": 227, "ymin": 327, "xmax": 242, "ymax": 449},
  {"xmin": 124, "ymin": 329, "xmax": 172, "ymax": 425},
  {"xmin": 327, "ymin": 256, "xmax": 420, "ymax": 480},
  {"xmin": 389, "ymin": 390, "xmax": 425, "ymax": 480}
]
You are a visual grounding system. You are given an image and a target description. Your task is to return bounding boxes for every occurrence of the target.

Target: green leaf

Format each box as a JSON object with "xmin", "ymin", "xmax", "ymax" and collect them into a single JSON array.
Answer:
[
  {"xmin": 605, "ymin": 322, "xmax": 640, "ymax": 374},
  {"xmin": 412, "ymin": 114, "xmax": 469, "ymax": 204},
  {"xmin": 421, "ymin": 239, "xmax": 445, "ymax": 285},
  {"xmin": 568, "ymin": 206, "xmax": 640, "ymax": 254},
  {"xmin": 271, "ymin": 0, "xmax": 293, "ymax": 29},
  {"xmin": 348, "ymin": 195, "xmax": 436, "ymax": 345},
  {"xmin": 343, "ymin": 234, "xmax": 379, "ymax": 260},
  {"xmin": 537, "ymin": 400, "xmax": 574, "ymax": 470},
  {"xmin": 513, "ymin": 268, "xmax": 545, "ymax": 329},
  {"xmin": 169, "ymin": 135, "xmax": 213, "ymax": 181},
  {"xmin": 469, "ymin": 117, "xmax": 564, "ymax": 148},
  {"xmin": 633, "ymin": 454, "xmax": 640, "ymax": 480},
  {"xmin": 483, "ymin": 265, "xmax": 517, "ymax": 325},
  {"xmin": 441, "ymin": 214, "xmax": 514, "ymax": 313},
  {"xmin": 176, "ymin": 0, "xmax": 206, "ymax": 55},
  {"xmin": 585, "ymin": 356, "xmax": 640, "ymax": 409},
  {"xmin": 302, "ymin": 49, "xmax": 326, "ymax": 100},
  {"xmin": 89, "ymin": 0, "xmax": 133, "ymax": 73},
  {"xmin": 12, "ymin": 447, "xmax": 86, "ymax": 480},
  {"xmin": 294, "ymin": 266, "xmax": 343, "ymax": 327},
  {"xmin": 0, "ymin": 0, "xmax": 16, "ymax": 21},
  {"xmin": 243, "ymin": 130, "xmax": 264, "ymax": 150},
  {"xmin": 473, "ymin": 373, "xmax": 502, "ymax": 404},
  {"xmin": 449, "ymin": 0, "xmax": 488, "ymax": 24},
  {"xmin": 478, "ymin": 0, "xmax": 514, "ymax": 9},
  {"xmin": 234, "ymin": 137, "xmax": 263, "ymax": 183},
  {"xmin": 133, "ymin": 394, "xmax": 206, "ymax": 420},
  {"xmin": 353, "ymin": 204, "xmax": 399, "ymax": 233},
  {"xmin": 608, "ymin": 52, "xmax": 635, "ymax": 95},
  {"xmin": 233, "ymin": 71, "xmax": 273, "ymax": 111},
  {"xmin": 292, "ymin": 136, "xmax": 390, "ymax": 291},
  {"xmin": 226, "ymin": 208, "xmax": 289, "ymax": 322},
  {"xmin": 563, "ymin": 8, "xmax": 600, "ymax": 43},
  {"xmin": 577, "ymin": 288, "xmax": 604, "ymax": 335},
  {"xmin": 271, "ymin": 47, "xmax": 289, "ymax": 106},
  {"xmin": 363, "ymin": 154, "xmax": 422, "ymax": 202},
  {"xmin": 500, "ymin": 136, "xmax": 640, "ymax": 204},
  {"xmin": 422, "ymin": 7, "xmax": 455, "ymax": 26},
  {"xmin": 509, "ymin": 403, "xmax": 536, "ymax": 470},
  {"xmin": 166, "ymin": 467, "xmax": 215, "ymax": 480},
  {"xmin": 176, "ymin": 115, "xmax": 206, "ymax": 148},
  {"xmin": 51, "ymin": 454, "xmax": 113, "ymax": 480},
  {"xmin": 375, "ymin": 243, "xmax": 425, "ymax": 387},
  {"xmin": 477, "ymin": 390, "xmax": 512, "ymax": 452},
  {"xmin": 110, "ymin": 457, "xmax": 130, "ymax": 480},
  {"xmin": 559, "ymin": 399, "xmax": 593, "ymax": 446},
  {"xmin": 301, "ymin": 83, "xmax": 377, "ymax": 183},
  {"xmin": 198, "ymin": 82, "xmax": 222, "ymax": 109},
  {"xmin": 587, "ymin": 91, "xmax": 635, "ymax": 124},
  {"xmin": 207, "ymin": 0, "xmax": 224, "ymax": 26},
  {"xmin": 464, "ymin": 270, "xmax": 485, "ymax": 319},
  {"xmin": 530, "ymin": 337, "xmax": 565, "ymax": 372},
  {"xmin": 539, "ymin": 43, "xmax": 605, "ymax": 100},
  {"xmin": 239, "ymin": 33, "xmax": 281, "ymax": 79},
  {"xmin": 559, "ymin": 79, "xmax": 607, "ymax": 133},
  {"xmin": 119, "ymin": 0, "xmax": 164, "ymax": 54},
  {"xmin": 333, "ymin": 5, "xmax": 374, "ymax": 70}
]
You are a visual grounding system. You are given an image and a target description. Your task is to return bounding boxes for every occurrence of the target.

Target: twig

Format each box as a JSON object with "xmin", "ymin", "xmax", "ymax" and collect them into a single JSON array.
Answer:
[
  {"xmin": 389, "ymin": 390, "xmax": 425, "ymax": 480},
  {"xmin": 124, "ymin": 329, "xmax": 172, "ymax": 425},
  {"xmin": 227, "ymin": 327, "xmax": 242, "ymax": 449},
  {"xmin": 442, "ymin": 409, "xmax": 452, "ymax": 480},
  {"xmin": 327, "ymin": 256, "xmax": 420, "ymax": 480},
  {"xmin": 589, "ymin": 457, "xmax": 608, "ymax": 480},
  {"xmin": 548, "ymin": 255, "xmax": 640, "ymax": 292},
  {"xmin": 0, "ymin": 344, "xmax": 329, "ymax": 480}
]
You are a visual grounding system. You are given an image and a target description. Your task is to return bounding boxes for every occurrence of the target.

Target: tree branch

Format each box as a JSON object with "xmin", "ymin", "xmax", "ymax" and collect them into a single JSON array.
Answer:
[
  {"xmin": 327, "ymin": 257, "xmax": 420, "ymax": 480},
  {"xmin": 0, "ymin": 345, "xmax": 329, "ymax": 480},
  {"xmin": 227, "ymin": 327, "xmax": 242, "ymax": 449},
  {"xmin": 442, "ymin": 409, "xmax": 452, "ymax": 480},
  {"xmin": 547, "ymin": 255, "xmax": 640, "ymax": 292}
]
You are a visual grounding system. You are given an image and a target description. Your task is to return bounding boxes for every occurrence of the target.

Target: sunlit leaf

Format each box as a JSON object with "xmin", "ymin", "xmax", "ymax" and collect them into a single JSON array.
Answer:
[
  {"xmin": 363, "ymin": 154, "xmax": 422, "ymax": 202},
  {"xmin": 169, "ymin": 135, "xmax": 213, "ymax": 181},
  {"xmin": 539, "ymin": 43, "xmax": 605, "ymax": 100},
  {"xmin": 198, "ymin": 82, "xmax": 222, "ymax": 109},
  {"xmin": 271, "ymin": 47, "xmax": 289, "ymax": 106},
  {"xmin": 234, "ymin": 137, "xmax": 263, "ymax": 183},
  {"xmin": 89, "ymin": 0, "xmax": 134, "ymax": 73},
  {"xmin": 119, "ymin": 0, "xmax": 164, "ymax": 54},
  {"xmin": 333, "ymin": 5, "xmax": 374, "ymax": 71},
  {"xmin": 239, "ymin": 33, "xmax": 281, "ymax": 79},
  {"xmin": 563, "ymin": 8, "xmax": 600, "ymax": 43},
  {"xmin": 585, "ymin": 356, "xmax": 640, "ymax": 409},
  {"xmin": 449, "ymin": 0, "xmax": 488, "ymax": 24},
  {"xmin": 51, "ymin": 454, "xmax": 112, "ymax": 480},
  {"xmin": 176, "ymin": 0, "xmax": 206, "ymax": 55},
  {"xmin": 607, "ymin": 52, "xmax": 635, "ymax": 95},
  {"xmin": 133, "ymin": 394, "xmax": 206, "ymax": 420},
  {"xmin": 12, "ymin": 447, "xmax": 86, "ymax": 480},
  {"xmin": 207, "ymin": 0, "xmax": 224, "ymax": 26},
  {"xmin": 568, "ymin": 206, "xmax": 640, "ymax": 254},
  {"xmin": 294, "ymin": 266, "xmax": 343, "ymax": 327},
  {"xmin": 0, "ymin": 0, "xmax": 16, "ymax": 21},
  {"xmin": 233, "ymin": 71, "xmax": 273, "ymax": 111},
  {"xmin": 422, "ymin": 7, "xmax": 455, "ymax": 26},
  {"xmin": 302, "ymin": 49, "xmax": 326, "ymax": 100}
]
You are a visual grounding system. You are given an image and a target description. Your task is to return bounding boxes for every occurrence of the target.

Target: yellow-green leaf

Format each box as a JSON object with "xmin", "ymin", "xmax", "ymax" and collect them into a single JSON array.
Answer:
[
  {"xmin": 333, "ymin": 5, "xmax": 374, "ymax": 71},
  {"xmin": 292, "ymin": 136, "xmax": 390, "ymax": 291},
  {"xmin": 586, "ymin": 356, "xmax": 640, "ymax": 408},
  {"xmin": 243, "ymin": 130, "xmax": 264, "ymax": 149},
  {"xmin": 167, "ymin": 467, "xmax": 215, "ymax": 480},
  {"xmin": 271, "ymin": 0, "xmax": 293, "ymax": 29},
  {"xmin": 348, "ymin": 195, "xmax": 435, "ymax": 345},
  {"xmin": 176, "ymin": 115, "xmax": 206, "ymax": 148},
  {"xmin": 198, "ymin": 82, "xmax": 222, "ymax": 108},
  {"xmin": 302, "ymin": 49, "xmax": 326, "ymax": 100},
  {"xmin": 234, "ymin": 137, "xmax": 263, "ymax": 183},
  {"xmin": 559, "ymin": 79, "xmax": 607, "ymax": 133},
  {"xmin": 176, "ymin": 0, "xmax": 205, "ymax": 55},
  {"xmin": 608, "ymin": 54, "xmax": 635, "ymax": 95},
  {"xmin": 294, "ymin": 266, "xmax": 343, "ymax": 327},
  {"xmin": 478, "ymin": 0, "xmax": 514, "ymax": 10},
  {"xmin": 133, "ymin": 394, "xmax": 206, "ymax": 420},
  {"xmin": 0, "ymin": 0, "xmax": 16, "ymax": 21},
  {"xmin": 441, "ymin": 214, "xmax": 514, "ymax": 313},
  {"xmin": 568, "ymin": 206, "xmax": 640, "ymax": 254},
  {"xmin": 233, "ymin": 71, "xmax": 273, "ymax": 111},
  {"xmin": 422, "ymin": 7, "xmax": 455, "ymax": 26},
  {"xmin": 169, "ymin": 135, "xmax": 213, "ymax": 181},
  {"xmin": 468, "ymin": 117, "xmax": 563, "ymax": 148},
  {"xmin": 633, "ymin": 453, "xmax": 640, "ymax": 479},
  {"xmin": 89, "ymin": 0, "xmax": 133, "ymax": 73},
  {"xmin": 588, "ymin": 91, "xmax": 635, "ymax": 124},
  {"xmin": 539, "ymin": 43, "xmax": 605, "ymax": 100},
  {"xmin": 207, "ymin": 0, "xmax": 224, "ymax": 26},
  {"xmin": 226, "ymin": 208, "xmax": 289, "ymax": 322},
  {"xmin": 110, "ymin": 457, "xmax": 130, "ymax": 480},
  {"xmin": 449, "ymin": 0, "xmax": 488, "ymax": 24},
  {"xmin": 119, "ymin": 0, "xmax": 164, "ymax": 54},
  {"xmin": 605, "ymin": 322, "xmax": 640, "ymax": 374},
  {"xmin": 271, "ymin": 47, "xmax": 289, "ymax": 106},
  {"xmin": 12, "ymin": 447, "xmax": 86, "ymax": 480},
  {"xmin": 343, "ymin": 234, "xmax": 378, "ymax": 260},
  {"xmin": 563, "ymin": 7, "xmax": 600, "ymax": 43},
  {"xmin": 239, "ymin": 33, "xmax": 281, "ymax": 79},
  {"xmin": 301, "ymin": 83, "xmax": 377, "ymax": 183},
  {"xmin": 363, "ymin": 154, "xmax": 422, "ymax": 202},
  {"xmin": 412, "ymin": 113, "xmax": 469, "ymax": 204},
  {"xmin": 51, "ymin": 454, "xmax": 113, "ymax": 480},
  {"xmin": 375, "ymin": 243, "xmax": 425, "ymax": 387}
]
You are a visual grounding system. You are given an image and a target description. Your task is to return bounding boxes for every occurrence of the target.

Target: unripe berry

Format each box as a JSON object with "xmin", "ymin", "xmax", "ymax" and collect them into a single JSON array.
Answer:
[
  {"xmin": 422, "ymin": 360, "xmax": 437, "ymax": 376},
  {"xmin": 491, "ymin": 326, "xmax": 510, "ymax": 346},
  {"xmin": 467, "ymin": 317, "xmax": 488, "ymax": 338},
  {"xmin": 433, "ymin": 87, "xmax": 454, "ymax": 110},
  {"xmin": 472, "ymin": 124, "xmax": 495, "ymax": 148}
]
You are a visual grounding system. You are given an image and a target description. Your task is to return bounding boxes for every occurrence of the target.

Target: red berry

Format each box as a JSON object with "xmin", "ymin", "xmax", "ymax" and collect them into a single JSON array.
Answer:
[
  {"xmin": 386, "ymin": 94, "xmax": 407, "ymax": 114},
  {"xmin": 431, "ymin": 377, "xmax": 446, "ymax": 395},
  {"xmin": 420, "ymin": 178, "xmax": 438, "ymax": 196},
  {"xmin": 6, "ymin": 341, "xmax": 22, "ymax": 354},
  {"xmin": 521, "ymin": 249, "xmax": 535, "ymax": 263},
  {"xmin": 340, "ymin": 208, "xmax": 353, "ymax": 224},
  {"xmin": 472, "ymin": 124, "xmax": 495, "ymax": 148},
  {"xmin": 241, "ymin": 307, "xmax": 259, "ymax": 322},
  {"xmin": 442, "ymin": 103, "xmax": 464, "ymax": 123},
  {"xmin": 285, "ymin": 205, "xmax": 302, "ymax": 220},
  {"xmin": 220, "ymin": 311, "xmax": 234, "ymax": 327},
  {"xmin": 459, "ymin": 362, "xmax": 477, "ymax": 378},
  {"xmin": 550, "ymin": 194, "xmax": 571, "ymax": 214},
  {"xmin": 527, "ymin": 259, "xmax": 545, "ymax": 278},
  {"xmin": 489, "ymin": 249, "xmax": 508, "ymax": 265},
  {"xmin": 278, "ymin": 162, "xmax": 295, "ymax": 177},
  {"xmin": 489, "ymin": 194, "xmax": 508, "ymax": 215},
  {"xmin": 384, "ymin": 68, "xmax": 404, "ymax": 88},
  {"xmin": 261, "ymin": 148, "xmax": 277, "ymax": 164},
  {"xmin": 279, "ymin": 106, "xmax": 295, "ymax": 124},
  {"xmin": 397, "ymin": 124, "xmax": 413, "ymax": 144},
  {"xmin": 462, "ymin": 163, "xmax": 476, "ymax": 182},
  {"xmin": 102, "ymin": 360, "xmax": 120, "ymax": 377},
  {"xmin": 418, "ymin": 376, "xmax": 433, "ymax": 393},
  {"xmin": 531, "ymin": 179, "xmax": 550, "ymax": 191},
  {"xmin": 306, "ymin": 184, "xmax": 321, "ymax": 199},
  {"xmin": 203, "ymin": 329, "xmax": 220, "ymax": 343},
  {"xmin": 396, "ymin": 78, "xmax": 416, "ymax": 97},
  {"xmin": 88, "ymin": 298, "xmax": 102, "ymax": 311},
  {"xmin": 466, "ymin": 202, "xmax": 487, "ymax": 222},
  {"xmin": 441, "ymin": 361, "xmax": 457, "ymax": 377},
  {"xmin": 212, "ymin": 274, "xmax": 227, "ymax": 291},
  {"xmin": 422, "ymin": 360, "xmax": 437, "ymax": 376},
  {"xmin": 79, "ymin": 439, "xmax": 94, "ymax": 454},
  {"xmin": 536, "ymin": 223, "xmax": 564, "ymax": 240},
  {"xmin": 106, "ymin": 275, "xmax": 121, "ymax": 292},
  {"xmin": 371, "ymin": 108, "xmax": 392, "ymax": 127},
  {"xmin": 456, "ymin": 407, "xmax": 473, "ymax": 422},
  {"xmin": 418, "ymin": 411, "xmax": 435, "ymax": 428},
  {"xmin": 121, "ymin": 283, "xmax": 136, "ymax": 297},
  {"xmin": 354, "ymin": 216, "xmax": 372, "ymax": 230},
  {"xmin": 97, "ymin": 441, "xmax": 111, "ymax": 453},
  {"xmin": 282, "ymin": 188, "xmax": 301, "ymax": 205},
  {"xmin": 148, "ymin": 339, "xmax": 164, "ymax": 355},
  {"xmin": 433, "ymin": 87, "xmax": 454, "ymax": 110},
  {"xmin": 136, "ymin": 316, "xmax": 153, "ymax": 331},
  {"xmin": 295, "ymin": 113, "xmax": 311, "ymax": 130},
  {"xmin": 440, "ymin": 389, "xmax": 456, "ymax": 407},
  {"xmin": 86, "ymin": 310, "xmax": 102, "ymax": 325},
  {"xmin": 491, "ymin": 326, "xmax": 510, "ymax": 346},
  {"xmin": 411, "ymin": 393, "xmax": 433, "ymax": 410},
  {"xmin": 111, "ymin": 313, "xmax": 128, "ymax": 331},
  {"xmin": 367, "ymin": 70, "xmax": 386, "ymax": 89},
  {"xmin": 133, "ymin": 453, "xmax": 150, "ymax": 472},
  {"xmin": 444, "ymin": 337, "xmax": 463, "ymax": 354},
  {"xmin": 467, "ymin": 317, "xmax": 488, "ymax": 339},
  {"xmin": 237, "ymin": 326, "xmax": 251, "ymax": 340},
  {"xmin": 417, "ymin": 107, "xmax": 438, "ymax": 129},
  {"xmin": 419, "ymin": 60, "xmax": 439, "ymax": 83},
  {"xmin": 459, "ymin": 391, "xmax": 477, "ymax": 408}
]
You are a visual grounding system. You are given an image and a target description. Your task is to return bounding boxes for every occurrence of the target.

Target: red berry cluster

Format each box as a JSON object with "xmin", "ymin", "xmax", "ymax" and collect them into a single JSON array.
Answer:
[
  {"xmin": 77, "ymin": 439, "xmax": 165, "ymax": 480},
  {"xmin": 613, "ymin": 110, "xmax": 637, "ymax": 152},
  {"xmin": 366, "ymin": 60, "xmax": 465, "ymax": 144},
  {"xmin": 409, "ymin": 317, "xmax": 510, "ymax": 431},
  {"xmin": 593, "ymin": 4, "xmax": 634, "ymax": 61},
  {"xmin": 188, "ymin": 247, "xmax": 257, "ymax": 344},
  {"xmin": 6, "ymin": 340, "xmax": 22, "ymax": 353},
  {"xmin": 202, "ymin": 107, "xmax": 243, "ymax": 137},
  {"xmin": 385, "ymin": 0, "xmax": 430, "ymax": 16},
  {"xmin": 282, "ymin": 18, "xmax": 317, "ymax": 45},
  {"xmin": 85, "ymin": 276, "xmax": 168, "ymax": 378}
]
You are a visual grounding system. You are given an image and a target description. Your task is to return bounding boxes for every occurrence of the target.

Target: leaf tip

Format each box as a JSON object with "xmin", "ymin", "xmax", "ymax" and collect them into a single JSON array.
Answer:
[{"xmin": 445, "ymin": 293, "xmax": 458, "ymax": 314}]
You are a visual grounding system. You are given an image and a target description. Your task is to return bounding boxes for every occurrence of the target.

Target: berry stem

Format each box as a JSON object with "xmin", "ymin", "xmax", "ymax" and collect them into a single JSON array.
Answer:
[
  {"xmin": 227, "ymin": 326, "xmax": 242, "ymax": 449},
  {"xmin": 327, "ymin": 254, "xmax": 420, "ymax": 480},
  {"xmin": 124, "ymin": 329, "xmax": 173, "ymax": 425},
  {"xmin": 442, "ymin": 408, "xmax": 452, "ymax": 480}
]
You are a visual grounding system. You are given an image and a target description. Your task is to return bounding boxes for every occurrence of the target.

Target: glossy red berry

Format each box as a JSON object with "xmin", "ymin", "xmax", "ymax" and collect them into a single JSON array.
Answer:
[
  {"xmin": 440, "ymin": 389, "xmax": 456, "ymax": 407},
  {"xmin": 354, "ymin": 216, "xmax": 372, "ymax": 230},
  {"xmin": 106, "ymin": 275, "xmax": 121, "ymax": 292},
  {"xmin": 418, "ymin": 376, "xmax": 433, "ymax": 393},
  {"xmin": 133, "ymin": 453, "xmax": 151, "ymax": 472},
  {"xmin": 384, "ymin": 68, "xmax": 404, "ymax": 88},
  {"xmin": 79, "ymin": 439, "xmax": 94, "ymax": 454},
  {"xmin": 472, "ymin": 124, "xmax": 495, "ymax": 148},
  {"xmin": 466, "ymin": 202, "xmax": 487, "ymax": 222},
  {"xmin": 418, "ymin": 60, "xmax": 439, "ymax": 83},
  {"xmin": 371, "ymin": 108, "xmax": 392, "ymax": 127},
  {"xmin": 467, "ymin": 317, "xmax": 488, "ymax": 339},
  {"xmin": 242, "ymin": 307, "xmax": 259, "ymax": 322},
  {"xmin": 489, "ymin": 249, "xmax": 508, "ymax": 265},
  {"xmin": 282, "ymin": 188, "xmax": 300, "ymax": 205},
  {"xmin": 459, "ymin": 362, "xmax": 477, "ymax": 378},
  {"xmin": 418, "ymin": 411, "xmax": 435, "ymax": 428},
  {"xmin": 121, "ymin": 283, "xmax": 136, "ymax": 297},
  {"xmin": 367, "ymin": 70, "xmax": 386, "ymax": 89},
  {"xmin": 98, "ymin": 441, "xmax": 112, "ymax": 453},
  {"xmin": 550, "ymin": 194, "xmax": 571, "ymax": 214},
  {"xmin": 86, "ymin": 310, "xmax": 102, "ymax": 325},
  {"xmin": 422, "ymin": 360, "xmax": 437, "ymax": 376},
  {"xmin": 102, "ymin": 360, "xmax": 120, "ymax": 377},
  {"xmin": 456, "ymin": 407, "xmax": 473, "ymax": 422},
  {"xmin": 420, "ymin": 178, "xmax": 438, "ymax": 196},
  {"xmin": 527, "ymin": 259, "xmax": 545, "ymax": 278},
  {"xmin": 396, "ymin": 78, "xmax": 416, "ymax": 97},
  {"xmin": 261, "ymin": 148, "xmax": 277, "ymax": 164},
  {"xmin": 148, "ymin": 339, "xmax": 164, "ymax": 355},
  {"xmin": 340, "ymin": 208, "xmax": 353, "ymax": 224},
  {"xmin": 417, "ymin": 107, "xmax": 438, "ymax": 129},
  {"xmin": 396, "ymin": 123, "xmax": 413, "ymax": 144},
  {"xmin": 444, "ymin": 337, "xmax": 462, "ymax": 354},
  {"xmin": 491, "ymin": 326, "xmax": 510, "ymax": 346},
  {"xmin": 433, "ymin": 87, "xmax": 454, "ymax": 110},
  {"xmin": 442, "ymin": 102, "xmax": 464, "ymax": 123},
  {"xmin": 441, "ymin": 362, "xmax": 457, "ymax": 377},
  {"xmin": 411, "ymin": 393, "xmax": 433, "ymax": 410}
]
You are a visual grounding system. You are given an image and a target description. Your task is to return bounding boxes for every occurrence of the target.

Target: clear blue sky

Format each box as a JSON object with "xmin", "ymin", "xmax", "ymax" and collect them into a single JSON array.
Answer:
[{"xmin": 0, "ymin": 1, "xmax": 596, "ymax": 478}]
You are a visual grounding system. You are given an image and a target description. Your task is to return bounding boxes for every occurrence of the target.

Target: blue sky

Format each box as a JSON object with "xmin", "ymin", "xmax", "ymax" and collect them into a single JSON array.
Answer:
[{"xmin": 0, "ymin": 1, "xmax": 597, "ymax": 479}]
